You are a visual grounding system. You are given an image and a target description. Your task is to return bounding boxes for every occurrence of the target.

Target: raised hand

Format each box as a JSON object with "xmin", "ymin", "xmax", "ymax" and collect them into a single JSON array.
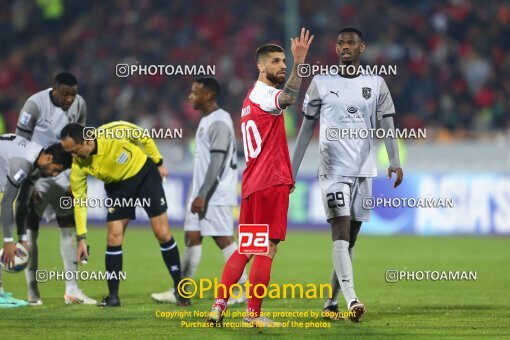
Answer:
[{"xmin": 291, "ymin": 27, "xmax": 314, "ymax": 64}]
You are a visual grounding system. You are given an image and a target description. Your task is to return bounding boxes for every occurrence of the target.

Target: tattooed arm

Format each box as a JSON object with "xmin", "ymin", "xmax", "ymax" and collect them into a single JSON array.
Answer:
[{"xmin": 278, "ymin": 27, "xmax": 314, "ymax": 109}]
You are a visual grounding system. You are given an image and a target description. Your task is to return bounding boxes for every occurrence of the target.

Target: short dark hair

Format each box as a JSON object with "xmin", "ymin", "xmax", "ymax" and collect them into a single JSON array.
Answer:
[
  {"xmin": 337, "ymin": 27, "xmax": 363, "ymax": 40},
  {"xmin": 256, "ymin": 44, "xmax": 284, "ymax": 62},
  {"xmin": 195, "ymin": 77, "xmax": 221, "ymax": 98},
  {"xmin": 44, "ymin": 143, "xmax": 73, "ymax": 169},
  {"xmin": 60, "ymin": 123, "xmax": 86, "ymax": 143},
  {"xmin": 54, "ymin": 72, "xmax": 78, "ymax": 86}
]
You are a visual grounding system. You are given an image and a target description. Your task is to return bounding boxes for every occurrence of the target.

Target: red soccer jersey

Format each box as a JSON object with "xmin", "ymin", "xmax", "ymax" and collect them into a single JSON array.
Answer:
[{"xmin": 240, "ymin": 80, "xmax": 294, "ymax": 198}]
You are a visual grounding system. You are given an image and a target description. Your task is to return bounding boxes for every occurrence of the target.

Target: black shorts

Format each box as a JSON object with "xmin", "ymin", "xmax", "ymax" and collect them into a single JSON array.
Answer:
[{"xmin": 104, "ymin": 158, "xmax": 168, "ymax": 222}]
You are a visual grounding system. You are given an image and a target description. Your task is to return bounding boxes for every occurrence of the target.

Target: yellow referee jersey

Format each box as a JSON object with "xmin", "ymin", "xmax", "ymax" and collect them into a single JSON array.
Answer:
[{"xmin": 71, "ymin": 121, "xmax": 163, "ymax": 235}]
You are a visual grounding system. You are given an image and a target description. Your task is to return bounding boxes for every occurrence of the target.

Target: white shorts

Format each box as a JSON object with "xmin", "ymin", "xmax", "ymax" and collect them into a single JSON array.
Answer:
[
  {"xmin": 319, "ymin": 175, "xmax": 372, "ymax": 222},
  {"xmin": 33, "ymin": 169, "xmax": 73, "ymax": 222},
  {"xmin": 183, "ymin": 199, "xmax": 234, "ymax": 236}
]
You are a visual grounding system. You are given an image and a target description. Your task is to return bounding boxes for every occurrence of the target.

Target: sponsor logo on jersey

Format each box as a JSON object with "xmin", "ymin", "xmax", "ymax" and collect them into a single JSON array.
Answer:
[
  {"xmin": 362, "ymin": 87, "xmax": 372, "ymax": 99},
  {"xmin": 330, "ymin": 90, "xmax": 340, "ymax": 97},
  {"xmin": 198, "ymin": 127, "xmax": 204, "ymax": 137}
]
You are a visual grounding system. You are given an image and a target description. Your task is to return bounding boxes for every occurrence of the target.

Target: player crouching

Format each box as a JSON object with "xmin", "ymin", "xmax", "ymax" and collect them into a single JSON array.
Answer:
[{"xmin": 60, "ymin": 122, "xmax": 190, "ymax": 307}]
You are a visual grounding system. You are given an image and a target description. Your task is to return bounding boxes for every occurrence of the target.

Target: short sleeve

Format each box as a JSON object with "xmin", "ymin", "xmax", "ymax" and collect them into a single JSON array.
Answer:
[
  {"xmin": 208, "ymin": 121, "xmax": 231, "ymax": 152},
  {"xmin": 16, "ymin": 100, "xmax": 40, "ymax": 139},
  {"xmin": 8, "ymin": 158, "xmax": 33, "ymax": 187},
  {"xmin": 249, "ymin": 83, "xmax": 282, "ymax": 113},
  {"xmin": 302, "ymin": 77, "xmax": 322, "ymax": 119},
  {"xmin": 376, "ymin": 79, "xmax": 396, "ymax": 121}
]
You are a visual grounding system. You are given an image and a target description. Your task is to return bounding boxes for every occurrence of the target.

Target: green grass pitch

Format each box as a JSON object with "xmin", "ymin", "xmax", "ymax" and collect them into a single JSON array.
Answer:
[{"xmin": 1, "ymin": 226, "xmax": 509, "ymax": 338}]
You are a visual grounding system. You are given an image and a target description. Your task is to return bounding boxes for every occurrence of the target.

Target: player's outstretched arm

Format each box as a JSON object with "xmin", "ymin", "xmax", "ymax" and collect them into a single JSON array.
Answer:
[
  {"xmin": 380, "ymin": 116, "xmax": 403, "ymax": 188},
  {"xmin": 292, "ymin": 117, "xmax": 316, "ymax": 179},
  {"xmin": 278, "ymin": 27, "xmax": 314, "ymax": 109}
]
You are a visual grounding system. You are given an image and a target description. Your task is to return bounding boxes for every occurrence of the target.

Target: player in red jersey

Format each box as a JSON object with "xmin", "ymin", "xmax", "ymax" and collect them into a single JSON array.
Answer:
[{"xmin": 207, "ymin": 28, "xmax": 313, "ymax": 327}]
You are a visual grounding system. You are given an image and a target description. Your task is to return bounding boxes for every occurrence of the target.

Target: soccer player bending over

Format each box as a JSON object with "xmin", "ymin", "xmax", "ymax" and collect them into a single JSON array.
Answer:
[
  {"xmin": 207, "ymin": 28, "xmax": 314, "ymax": 327},
  {"xmin": 152, "ymin": 78, "xmax": 248, "ymax": 305},
  {"xmin": 16, "ymin": 72, "xmax": 94, "ymax": 305},
  {"xmin": 0, "ymin": 135, "xmax": 71, "ymax": 308},
  {"xmin": 292, "ymin": 27, "xmax": 403, "ymax": 322},
  {"xmin": 60, "ymin": 122, "xmax": 189, "ymax": 307}
]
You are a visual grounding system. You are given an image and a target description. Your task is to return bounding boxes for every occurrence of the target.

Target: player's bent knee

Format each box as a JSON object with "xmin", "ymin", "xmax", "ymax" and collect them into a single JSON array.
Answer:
[
  {"xmin": 107, "ymin": 233, "xmax": 123, "ymax": 246},
  {"xmin": 263, "ymin": 242, "xmax": 278, "ymax": 259},
  {"xmin": 185, "ymin": 232, "xmax": 202, "ymax": 246},
  {"xmin": 154, "ymin": 228, "xmax": 171, "ymax": 243}
]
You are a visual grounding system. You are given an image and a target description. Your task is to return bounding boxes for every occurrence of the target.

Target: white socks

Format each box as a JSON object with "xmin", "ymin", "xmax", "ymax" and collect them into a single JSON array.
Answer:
[
  {"xmin": 60, "ymin": 228, "xmax": 78, "ymax": 294},
  {"xmin": 325, "ymin": 247, "xmax": 354, "ymax": 308},
  {"xmin": 182, "ymin": 244, "xmax": 202, "ymax": 278},
  {"xmin": 332, "ymin": 240, "xmax": 357, "ymax": 308}
]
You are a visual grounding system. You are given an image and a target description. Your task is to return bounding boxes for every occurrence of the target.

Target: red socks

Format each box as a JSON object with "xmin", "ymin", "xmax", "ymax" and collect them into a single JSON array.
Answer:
[
  {"xmin": 216, "ymin": 251, "xmax": 250, "ymax": 300},
  {"xmin": 247, "ymin": 255, "xmax": 273, "ymax": 317}
]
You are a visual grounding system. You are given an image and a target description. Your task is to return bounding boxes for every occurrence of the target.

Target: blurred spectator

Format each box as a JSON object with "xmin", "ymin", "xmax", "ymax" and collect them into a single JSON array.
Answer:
[{"xmin": 1, "ymin": 0, "xmax": 509, "ymax": 139}]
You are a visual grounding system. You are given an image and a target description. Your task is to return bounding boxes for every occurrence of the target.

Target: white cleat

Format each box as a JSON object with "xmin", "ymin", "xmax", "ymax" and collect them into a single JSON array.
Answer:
[
  {"xmin": 151, "ymin": 288, "xmax": 177, "ymax": 303},
  {"xmin": 64, "ymin": 289, "xmax": 97, "ymax": 305},
  {"xmin": 29, "ymin": 299, "xmax": 43, "ymax": 306},
  {"xmin": 243, "ymin": 315, "xmax": 283, "ymax": 328},
  {"xmin": 28, "ymin": 290, "xmax": 43, "ymax": 306}
]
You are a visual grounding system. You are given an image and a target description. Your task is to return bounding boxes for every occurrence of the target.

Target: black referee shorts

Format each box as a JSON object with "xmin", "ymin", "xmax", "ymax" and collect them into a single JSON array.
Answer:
[{"xmin": 104, "ymin": 158, "xmax": 168, "ymax": 222}]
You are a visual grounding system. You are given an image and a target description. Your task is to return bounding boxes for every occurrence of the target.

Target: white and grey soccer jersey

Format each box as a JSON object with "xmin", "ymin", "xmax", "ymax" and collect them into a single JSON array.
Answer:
[
  {"xmin": 16, "ymin": 88, "xmax": 86, "ymax": 148},
  {"xmin": 190, "ymin": 109, "xmax": 237, "ymax": 206},
  {"xmin": 16, "ymin": 88, "xmax": 86, "ymax": 220},
  {"xmin": 184, "ymin": 109, "xmax": 237, "ymax": 236},
  {"xmin": 302, "ymin": 74, "xmax": 395, "ymax": 221},
  {"xmin": 0, "ymin": 134, "xmax": 43, "ymax": 239},
  {"xmin": 303, "ymin": 74, "xmax": 395, "ymax": 177}
]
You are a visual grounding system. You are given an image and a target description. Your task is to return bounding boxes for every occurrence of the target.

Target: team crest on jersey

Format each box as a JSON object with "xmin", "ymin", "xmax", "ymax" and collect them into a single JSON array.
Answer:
[
  {"xmin": 116, "ymin": 152, "xmax": 129, "ymax": 164},
  {"xmin": 362, "ymin": 87, "xmax": 372, "ymax": 99},
  {"xmin": 347, "ymin": 106, "xmax": 358, "ymax": 114}
]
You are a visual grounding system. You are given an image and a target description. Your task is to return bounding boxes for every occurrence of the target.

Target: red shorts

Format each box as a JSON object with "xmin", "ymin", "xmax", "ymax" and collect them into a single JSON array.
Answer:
[{"xmin": 239, "ymin": 185, "xmax": 291, "ymax": 241}]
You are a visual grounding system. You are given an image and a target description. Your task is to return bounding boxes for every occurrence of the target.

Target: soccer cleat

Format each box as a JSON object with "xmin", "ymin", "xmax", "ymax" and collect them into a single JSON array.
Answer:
[
  {"xmin": 206, "ymin": 300, "xmax": 227, "ymax": 326},
  {"xmin": 243, "ymin": 315, "xmax": 283, "ymax": 328},
  {"xmin": 64, "ymin": 289, "xmax": 97, "ymax": 305},
  {"xmin": 151, "ymin": 288, "xmax": 177, "ymax": 303},
  {"xmin": 28, "ymin": 289, "xmax": 43, "ymax": 306},
  {"xmin": 0, "ymin": 292, "xmax": 29, "ymax": 308},
  {"xmin": 97, "ymin": 295, "xmax": 121, "ymax": 307},
  {"xmin": 348, "ymin": 299, "xmax": 366, "ymax": 323},
  {"xmin": 323, "ymin": 304, "xmax": 347, "ymax": 321}
]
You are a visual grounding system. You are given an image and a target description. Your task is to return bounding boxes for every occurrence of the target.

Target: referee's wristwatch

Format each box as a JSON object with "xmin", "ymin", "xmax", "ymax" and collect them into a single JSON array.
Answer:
[{"xmin": 76, "ymin": 234, "xmax": 86, "ymax": 242}]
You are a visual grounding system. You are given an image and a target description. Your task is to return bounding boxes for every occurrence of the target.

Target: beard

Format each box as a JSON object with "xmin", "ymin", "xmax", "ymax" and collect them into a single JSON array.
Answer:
[{"xmin": 266, "ymin": 71, "xmax": 285, "ymax": 85}]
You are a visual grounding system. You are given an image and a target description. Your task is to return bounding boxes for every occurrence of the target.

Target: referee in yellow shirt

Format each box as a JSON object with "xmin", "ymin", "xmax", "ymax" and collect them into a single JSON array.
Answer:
[{"xmin": 60, "ymin": 121, "xmax": 189, "ymax": 307}]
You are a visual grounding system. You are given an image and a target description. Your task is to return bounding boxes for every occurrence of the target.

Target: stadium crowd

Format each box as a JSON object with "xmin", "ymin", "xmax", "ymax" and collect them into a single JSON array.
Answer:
[{"xmin": 1, "ymin": 0, "xmax": 509, "ymax": 139}]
